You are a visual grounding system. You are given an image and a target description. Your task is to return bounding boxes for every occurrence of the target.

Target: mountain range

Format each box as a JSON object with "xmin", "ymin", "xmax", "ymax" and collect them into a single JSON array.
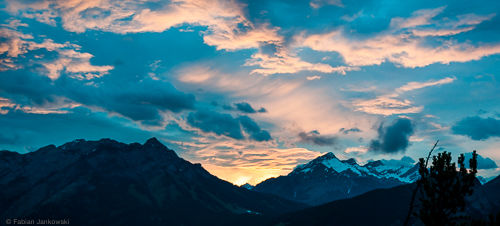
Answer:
[
  {"xmin": 253, "ymin": 152, "xmax": 419, "ymax": 205},
  {"xmin": 0, "ymin": 138, "xmax": 304, "ymax": 226},
  {"xmin": 1, "ymin": 138, "xmax": 499, "ymax": 225}
]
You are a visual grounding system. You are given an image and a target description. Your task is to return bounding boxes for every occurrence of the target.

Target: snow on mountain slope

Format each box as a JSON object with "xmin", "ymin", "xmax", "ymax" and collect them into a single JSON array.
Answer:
[
  {"xmin": 293, "ymin": 152, "xmax": 418, "ymax": 183},
  {"xmin": 254, "ymin": 152, "xmax": 417, "ymax": 205}
]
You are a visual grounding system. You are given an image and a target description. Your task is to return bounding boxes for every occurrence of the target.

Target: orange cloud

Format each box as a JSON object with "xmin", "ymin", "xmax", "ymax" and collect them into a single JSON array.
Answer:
[
  {"xmin": 178, "ymin": 138, "xmax": 322, "ymax": 185},
  {"xmin": 352, "ymin": 77, "xmax": 456, "ymax": 115},
  {"xmin": 0, "ymin": 23, "xmax": 113, "ymax": 80},
  {"xmin": 177, "ymin": 65, "xmax": 375, "ymax": 140},
  {"xmin": 0, "ymin": 97, "xmax": 16, "ymax": 114},
  {"xmin": 297, "ymin": 7, "xmax": 499, "ymax": 68},
  {"xmin": 0, "ymin": 96, "xmax": 80, "ymax": 115},
  {"xmin": 6, "ymin": 0, "xmax": 278, "ymax": 52},
  {"xmin": 246, "ymin": 50, "xmax": 358, "ymax": 75},
  {"xmin": 6, "ymin": 0, "xmax": 349, "ymax": 76},
  {"xmin": 306, "ymin": 75, "xmax": 322, "ymax": 80}
]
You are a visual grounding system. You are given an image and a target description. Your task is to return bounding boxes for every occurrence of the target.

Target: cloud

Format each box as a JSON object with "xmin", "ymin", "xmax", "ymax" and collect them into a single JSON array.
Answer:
[
  {"xmin": 395, "ymin": 77, "xmax": 456, "ymax": 93},
  {"xmin": 234, "ymin": 102, "xmax": 257, "ymax": 113},
  {"xmin": 306, "ymin": 75, "xmax": 321, "ymax": 80},
  {"xmin": 7, "ymin": 0, "xmax": 241, "ymax": 34},
  {"xmin": 189, "ymin": 144, "xmax": 322, "ymax": 185},
  {"xmin": 391, "ymin": 7, "xmax": 446, "ymax": 27},
  {"xmin": 234, "ymin": 102, "xmax": 266, "ymax": 114},
  {"xmin": 344, "ymin": 146, "xmax": 368, "ymax": 155},
  {"xmin": 0, "ymin": 67, "xmax": 195, "ymax": 124},
  {"xmin": 0, "ymin": 97, "xmax": 16, "ymax": 114},
  {"xmin": 369, "ymin": 118, "xmax": 414, "ymax": 154},
  {"xmin": 42, "ymin": 49, "xmax": 114, "ymax": 80},
  {"xmin": 176, "ymin": 65, "xmax": 373, "ymax": 137},
  {"xmin": 298, "ymin": 130, "xmax": 338, "ymax": 146},
  {"xmin": 339, "ymin": 127, "xmax": 362, "ymax": 134},
  {"xmin": 0, "ymin": 24, "xmax": 113, "ymax": 80},
  {"xmin": 186, "ymin": 109, "xmax": 271, "ymax": 142},
  {"xmin": 246, "ymin": 50, "xmax": 358, "ymax": 76},
  {"xmin": 297, "ymin": 7, "xmax": 499, "ymax": 68},
  {"xmin": 178, "ymin": 136, "xmax": 322, "ymax": 184},
  {"xmin": 0, "ymin": 96, "xmax": 76, "ymax": 115},
  {"xmin": 353, "ymin": 96, "xmax": 424, "ymax": 116},
  {"xmin": 238, "ymin": 115, "xmax": 272, "ymax": 141},
  {"xmin": 463, "ymin": 152, "xmax": 498, "ymax": 170},
  {"xmin": 5, "ymin": 0, "xmax": 359, "ymax": 76},
  {"xmin": 203, "ymin": 25, "xmax": 283, "ymax": 51},
  {"xmin": 451, "ymin": 116, "xmax": 500, "ymax": 140},
  {"xmin": 310, "ymin": 0, "xmax": 343, "ymax": 9},
  {"xmin": 96, "ymin": 80, "xmax": 196, "ymax": 122},
  {"xmin": 353, "ymin": 77, "xmax": 455, "ymax": 115},
  {"xmin": 187, "ymin": 110, "xmax": 244, "ymax": 140},
  {"xmin": 390, "ymin": 7, "xmax": 495, "ymax": 37},
  {"xmin": 4, "ymin": 0, "xmax": 281, "ymax": 57}
]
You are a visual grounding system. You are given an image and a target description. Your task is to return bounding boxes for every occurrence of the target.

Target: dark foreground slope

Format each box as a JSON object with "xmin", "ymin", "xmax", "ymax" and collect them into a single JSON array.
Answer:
[
  {"xmin": 483, "ymin": 175, "xmax": 500, "ymax": 212},
  {"xmin": 273, "ymin": 183, "xmax": 417, "ymax": 226},
  {"xmin": 0, "ymin": 138, "xmax": 305, "ymax": 226},
  {"xmin": 273, "ymin": 175, "xmax": 500, "ymax": 226}
]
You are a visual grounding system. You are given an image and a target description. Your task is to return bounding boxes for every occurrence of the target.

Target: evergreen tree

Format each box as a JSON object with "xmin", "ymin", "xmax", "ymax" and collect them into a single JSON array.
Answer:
[{"xmin": 416, "ymin": 150, "xmax": 478, "ymax": 225}]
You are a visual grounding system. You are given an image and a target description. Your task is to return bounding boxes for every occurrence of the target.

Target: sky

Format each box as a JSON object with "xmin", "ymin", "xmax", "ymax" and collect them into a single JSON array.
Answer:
[{"xmin": 0, "ymin": 0, "xmax": 499, "ymax": 185}]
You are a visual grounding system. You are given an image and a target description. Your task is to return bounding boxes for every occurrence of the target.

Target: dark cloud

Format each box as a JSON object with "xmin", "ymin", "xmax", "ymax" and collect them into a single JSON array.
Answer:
[
  {"xmin": 451, "ymin": 116, "xmax": 500, "ymax": 140},
  {"xmin": 463, "ymin": 152, "xmax": 498, "ymax": 169},
  {"xmin": 222, "ymin": 104, "xmax": 233, "ymax": 110},
  {"xmin": 235, "ymin": 102, "xmax": 257, "ymax": 113},
  {"xmin": 0, "ymin": 69, "xmax": 195, "ymax": 123},
  {"xmin": 339, "ymin": 127, "xmax": 362, "ymax": 134},
  {"xmin": 238, "ymin": 116, "xmax": 272, "ymax": 141},
  {"xmin": 233, "ymin": 102, "xmax": 267, "ymax": 114},
  {"xmin": 98, "ymin": 79, "xmax": 196, "ymax": 122},
  {"xmin": 369, "ymin": 118, "xmax": 414, "ymax": 154},
  {"xmin": 186, "ymin": 110, "xmax": 271, "ymax": 142},
  {"xmin": 187, "ymin": 110, "xmax": 244, "ymax": 140},
  {"xmin": 298, "ymin": 130, "xmax": 338, "ymax": 146}
]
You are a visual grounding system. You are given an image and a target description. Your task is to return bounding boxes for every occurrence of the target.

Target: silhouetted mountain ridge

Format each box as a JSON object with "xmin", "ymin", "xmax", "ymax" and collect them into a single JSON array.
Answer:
[{"xmin": 0, "ymin": 138, "xmax": 305, "ymax": 226}]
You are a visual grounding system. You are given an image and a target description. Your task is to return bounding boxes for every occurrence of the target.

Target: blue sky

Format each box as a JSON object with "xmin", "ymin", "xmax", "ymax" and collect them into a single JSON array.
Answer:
[{"xmin": 0, "ymin": 0, "xmax": 499, "ymax": 185}]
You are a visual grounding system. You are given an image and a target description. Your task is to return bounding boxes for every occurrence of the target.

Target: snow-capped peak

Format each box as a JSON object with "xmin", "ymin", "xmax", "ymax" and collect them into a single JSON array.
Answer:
[
  {"xmin": 294, "ymin": 152, "xmax": 366, "ymax": 176},
  {"xmin": 293, "ymin": 152, "xmax": 419, "ymax": 183}
]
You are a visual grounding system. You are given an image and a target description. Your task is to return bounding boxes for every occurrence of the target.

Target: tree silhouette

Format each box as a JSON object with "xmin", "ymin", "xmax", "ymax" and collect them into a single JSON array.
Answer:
[{"xmin": 416, "ymin": 150, "xmax": 478, "ymax": 225}]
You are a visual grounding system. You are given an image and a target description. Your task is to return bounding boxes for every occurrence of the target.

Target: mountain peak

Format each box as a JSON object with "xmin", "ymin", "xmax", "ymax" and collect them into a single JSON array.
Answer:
[
  {"xmin": 343, "ymin": 158, "xmax": 357, "ymax": 165},
  {"xmin": 56, "ymin": 138, "xmax": 126, "ymax": 155},
  {"xmin": 142, "ymin": 137, "xmax": 178, "ymax": 158},
  {"xmin": 318, "ymin": 152, "xmax": 337, "ymax": 160},
  {"xmin": 292, "ymin": 152, "xmax": 337, "ymax": 172},
  {"xmin": 144, "ymin": 137, "xmax": 164, "ymax": 148},
  {"xmin": 365, "ymin": 160, "xmax": 383, "ymax": 167},
  {"xmin": 240, "ymin": 183, "xmax": 254, "ymax": 190}
]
